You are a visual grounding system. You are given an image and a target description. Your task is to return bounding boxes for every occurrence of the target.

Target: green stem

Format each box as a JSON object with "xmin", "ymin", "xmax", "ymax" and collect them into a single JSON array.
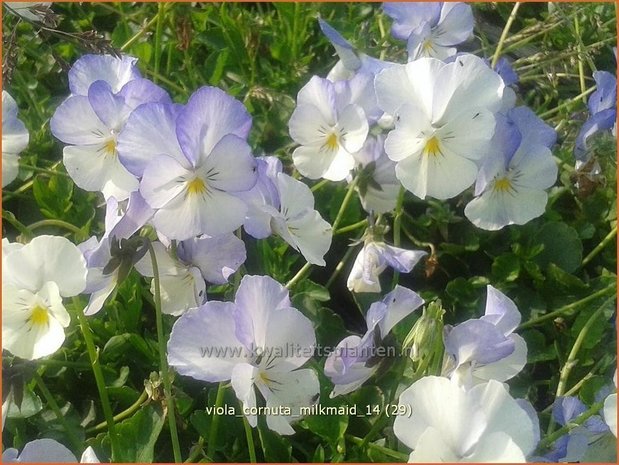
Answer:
[
  {"xmin": 153, "ymin": 2, "xmax": 165, "ymax": 82},
  {"xmin": 573, "ymin": 17, "xmax": 587, "ymax": 102},
  {"xmin": 242, "ymin": 416, "xmax": 257, "ymax": 463},
  {"xmin": 73, "ymin": 297, "xmax": 120, "ymax": 457},
  {"xmin": 334, "ymin": 219, "xmax": 368, "ymax": 235},
  {"xmin": 207, "ymin": 382, "xmax": 227, "ymax": 459},
  {"xmin": 518, "ymin": 286, "xmax": 616, "ymax": 330},
  {"xmin": 539, "ymin": 86, "xmax": 595, "ymax": 119},
  {"xmin": 18, "ymin": 164, "xmax": 69, "ymax": 178},
  {"xmin": 33, "ymin": 371, "xmax": 83, "ymax": 451},
  {"xmin": 85, "ymin": 389, "xmax": 149, "ymax": 434},
  {"xmin": 390, "ymin": 187, "xmax": 405, "ymax": 289},
  {"xmin": 121, "ymin": 5, "xmax": 166, "ymax": 51},
  {"xmin": 285, "ymin": 262, "xmax": 312, "ymax": 289},
  {"xmin": 28, "ymin": 219, "xmax": 82, "ymax": 235},
  {"xmin": 332, "ymin": 177, "xmax": 359, "ymax": 232},
  {"xmin": 346, "ymin": 435, "xmax": 407, "ymax": 461},
  {"xmin": 184, "ymin": 437, "xmax": 208, "ymax": 463},
  {"xmin": 491, "ymin": 2, "xmax": 522, "ymax": 68},
  {"xmin": 148, "ymin": 242, "xmax": 183, "ymax": 462},
  {"xmin": 310, "ymin": 178, "xmax": 329, "ymax": 192},
  {"xmin": 581, "ymin": 225, "xmax": 617, "ymax": 267},
  {"xmin": 556, "ymin": 298, "xmax": 612, "ymax": 398},
  {"xmin": 325, "ymin": 243, "xmax": 358, "ymax": 289},
  {"xmin": 2, "ymin": 210, "xmax": 33, "ymax": 239}
]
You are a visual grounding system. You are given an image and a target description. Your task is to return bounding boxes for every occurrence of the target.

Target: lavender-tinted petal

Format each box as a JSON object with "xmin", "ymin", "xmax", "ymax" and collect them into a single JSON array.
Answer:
[
  {"xmin": 318, "ymin": 19, "xmax": 361, "ymax": 73},
  {"xmin": 118, "ymin": 77, "xmax": 171, "ymax": 109},
  {"xmin": 515, "ymin": 398, "xmax": 541, "ymax": 449},
  {"xmin": 481, "ymin": 285, "xmax": 521, "ymax": 335},
  {"xmin": 434, "ymin": 3, "xmax": 474, "ymax": 46},
  {"xmin": 380, "ymin": 243, "xmax": 427, "ymax": 273},
  {"xmin": 180, "ymin": 234, "xmax": 246, "ymax": 285},
  {"xmin": 68, "ymin": 54, "xmax": 141, "ymax": 96},
  {"xmin": 88, "ymin": 80, "xmax": 131, "ymax": 130},
  {"xmin": 107, "ymin": 190, "xmax": 154, "ymax": 240},
  {"xmin": 574, "ymin": 108, "xmax": 617, "ymax": 161},
  {"xmin": 176, "ymin": 86, "xmax": 252, "ymax": 166},
  {"xmin": 508, "ymin": 106, "xmax": 557, "ymax": 150},
  {"xmin": 117, "ymin": 102, "xmax": 185, "ymax": 176},
  {"xmin": 584, "ymin": 414, "xmax": 610, "ymax": 434},
  {"xmin": 370, "ymin": 285, "xmax": 424, "ymax": 337},
  {"xmin": 444, "ymin": 319, "xmax": 515, "ymax": 365},
  {"xmin": 383, "ymin": 3, "xmax": 441, "ymax": 40},
  {"xmin": 552, "ymin": 396, "xmax": 587, "ymax": 425},
  {"xmin": 494, "ymin": 57, "xmax": 519, "ymax": 86},
  {"xmin": 588, "ymin": 71, "xmax": 617, "ymax": 115}
]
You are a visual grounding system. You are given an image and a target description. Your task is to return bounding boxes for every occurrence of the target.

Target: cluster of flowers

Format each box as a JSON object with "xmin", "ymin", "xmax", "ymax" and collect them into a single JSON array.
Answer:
[{"xmin": 2, "ymin": 2, "xmax": 617, "ymax": 462}]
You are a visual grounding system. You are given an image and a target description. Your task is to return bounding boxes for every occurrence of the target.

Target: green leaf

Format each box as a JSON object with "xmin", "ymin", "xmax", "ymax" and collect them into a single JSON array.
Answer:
[
  {"xmin": 303, "ymin": 397, "xmax": 349, "ymax": 446},
  {"xmin": 492, "ymin": 253, "xmax": 520, "ymax": 282},
  {"xmin": 258, "ymin": 422, "xmax": 292, "ymax": 462},
  {"xmin": 114, "ymin": 405, "xmax": 165, "ymax": 462},
  {"xmin": 533, "ymin": 222, "xmax": 583, "ymax": 272}
]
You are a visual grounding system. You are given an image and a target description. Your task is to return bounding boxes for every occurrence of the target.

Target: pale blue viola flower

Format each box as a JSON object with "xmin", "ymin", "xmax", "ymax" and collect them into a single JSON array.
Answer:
[
  {"xmin": 134, "ymin": 234, "xmax": 246, "ymax": 316},
  {"xmin": 78, "ymin": 191, "xmax": 154, "ymax": 316},
  {"xmin": 235, "ymin": 157, "xmax": 332, "ymax": 265},
  {"xmin": 394, "ymin": 376, "xmax": 538, "ymax": 462},
  {"xmin": 347, "ymin": 240, "xmax": 426, "ymax": 293},
  {"xmin": 289, "ymin": 75, "xmax": 369, "ymax": 181},
  {"xmin": 375, "ymin": 54, "xmax": 507, "ymax": 200},
  {"xmin": 465, "ymin": 106, "xmax": 558, "ymax": 230},
  {"xmin": 351, "ymin": 134, "xmax": 400, "ymax": 214},
  {"xmin": 383, "ymin": 3, "xmax": 474, "ymax": 60},
  {"xmin": 267, "ymin": 173, "xmax": 333, "ymax": 266},
  {"xmin": 2, "ymin": 236, "xmax": 87, "ymax": 360},
  {"xmin": 443, "ymin": 285, "xmax": 527, "ymax": 387},
  {"xmin": 533, "ymin": 396, "xmax": 610, "ymax": 462},
  {"xmin": 139, "ymin": 86, "xmax": 257, "ymax": 240},
  {"xmin": 2, "ymin": 91, "xmax": 29, "ymax": 187},
  {"xmin": 2, "ymin": 438, "xmax": 99, "ymax": 463},
  {"xmin": 574, "ymin": 70, "xmax": 617, "ymax": 162},
  {"xmin": 167, "ymin": 275, "xmax": 319, "ymax": 435},
  {"xmin": 325, "ymin": 286, "xmax": 423, "ymax": 397},
  {"xmin": 51, "ymin": 55, "xmax": 170, "ymax": 200}
]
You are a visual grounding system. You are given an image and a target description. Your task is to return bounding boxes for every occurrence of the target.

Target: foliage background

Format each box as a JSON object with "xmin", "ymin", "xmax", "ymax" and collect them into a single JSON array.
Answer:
[{"xmin": 2, "ymin": 2, "xmax": 617, "ymax": 462}]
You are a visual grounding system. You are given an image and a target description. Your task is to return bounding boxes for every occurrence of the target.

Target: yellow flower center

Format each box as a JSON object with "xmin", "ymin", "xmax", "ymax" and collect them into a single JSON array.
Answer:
[
  {"xmin": 422, "ymin": 39, "xmax": 434, "ymax": 53},
  {"xmin": 29, "ymin": 305, "xmax": 50, "ymax": 326},
  {"xmin": 104, "ymin": 139, "xmax": 117, "ymax": 157},
  {"xmin": 325, "ymin": 133, "xmax": 339, "ymax": 151},
  {"xmin": 493, "ymin": 177, "xmax": 512, "ymax": 192},
  {"xmin": 423, "ymin": 136, "xmax": 441, "ymax": 157},
  {"xmin": 186, "ymin": 177, "xmax": 207, "ymax": 196}
]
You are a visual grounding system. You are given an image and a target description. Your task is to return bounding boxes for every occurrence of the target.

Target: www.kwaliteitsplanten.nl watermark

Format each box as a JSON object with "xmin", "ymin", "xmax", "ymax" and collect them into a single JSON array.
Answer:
[{"xmin": 198, "ymin": 342, "xmax": 405, "ymax": 359}]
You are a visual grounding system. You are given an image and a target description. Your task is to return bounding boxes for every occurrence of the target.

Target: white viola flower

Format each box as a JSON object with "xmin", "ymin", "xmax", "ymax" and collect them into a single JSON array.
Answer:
[
  {"xmin": 2, "ymin": 438, "xmax": 99, "ymax": 463},
  {"xmin": 2, "ymin": 236, "xmax": 87, "ymax": 360},
  {"xmin": 50, "ymin": 55, "xmax": 170, "ymax": 200},
  {"xmin": 603, "ymin": 370, "xmax": 617, "ymax": 437},
  {"xmin": 235, "ymin": 156, "xmax": 283, "ymax": 239},
  {"xmin": 465, "ymin": 107, "xmax": 558, "ymax": 230},
  {"xmin": 168, "ymin": 275, "xmax": 320, "ymax": 435},
  {"xmin": 135, "ymin": 234, "xmax": 246, "ymax": 316},
  {"xmin": 78, "ymin": 192, "xmax": 153, "ymax": 316},
  {"xmin": 352, "ymin": 134, "xmax": 400, "ymax": 214},
  {"xmin": 138, "ymin": 87, "xmax": 258, "ymax": 240},
  {"xmin": 289, "ymin": 76, "xmax": 369, "ymax": 181},
  {"xmin": 443, "ymin": 285, "xmax": 527, "ymax": 387},
  {"xmin": 375, "ymin": 54, "xmax": 506, "ymax": 200},
  {"xmin": 134, "ymin": 241, "xmax": 206, "ymax": 316},
  {"xmin": 268, "ymin": 173, "xmax": 333, "ymax": 266},
  {"xmin": 67, "ymin": 54, "xmax": 142, "ymax": 97},
  {"xmin": 383, "ymin": 3, "xmax": 474, "ymax": 61},
  {"xmin": 394, "ymin": 376, "xmax": 538, "ymax": 462},
  {"xmin": 325, "ymin": 286, "xmax": 423, "ymax": 397},
  {"xmin": 2, "ymin": 91, "xmax": 29, "ymax": 187},
  {"xmin": 347, "ymin": 240, "xmax": 426, "ymax": 293}
]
